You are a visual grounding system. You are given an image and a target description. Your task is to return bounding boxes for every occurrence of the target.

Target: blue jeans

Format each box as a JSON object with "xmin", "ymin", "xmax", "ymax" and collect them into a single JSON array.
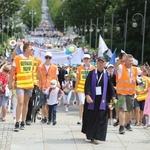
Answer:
[{"xmin": 48, "ymin": 104, "xmax": 57, "ymax": 122}]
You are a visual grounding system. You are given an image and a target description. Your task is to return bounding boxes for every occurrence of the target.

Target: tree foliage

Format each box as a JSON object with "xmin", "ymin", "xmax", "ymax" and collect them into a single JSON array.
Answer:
[{"xmin": 21, "ymin": 0, "xmax": 42, "ymax": 30}]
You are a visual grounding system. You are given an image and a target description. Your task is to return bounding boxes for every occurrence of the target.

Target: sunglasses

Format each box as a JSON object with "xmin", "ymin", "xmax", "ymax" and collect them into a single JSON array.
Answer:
[
  {"xmin": 45, "ymin": 56, "xmax": 52, "ymax": 59},
  {"xmin": 51, "ymin": 83, "xmax": 55, "ymax": 85}
]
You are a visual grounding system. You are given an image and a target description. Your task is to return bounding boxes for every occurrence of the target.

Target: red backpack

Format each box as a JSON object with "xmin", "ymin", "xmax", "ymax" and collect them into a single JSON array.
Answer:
[{"xmin": 0, "ymin": 72, "xmax": 8, "ymax": 93}]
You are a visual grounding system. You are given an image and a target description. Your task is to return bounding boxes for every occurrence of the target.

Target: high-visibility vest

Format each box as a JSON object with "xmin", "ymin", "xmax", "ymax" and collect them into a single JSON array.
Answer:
[
  {"xmin": 136, "ymin": 76, "xmax": 149, "ymax": 101},
  {"xmin": 33, "ymin": 57, "xmax": 41, "ymax": 85},
  {"xmin": 116, "ymin": 65, "xmax": 137, "ymax": 95},
  {"xmin": 14, "ymin": 55, "xmax": 34, "ymax": 89},
  {"xmin": 39, "ymin": 64, "xmax": 58, "ymax": 88},
  {"xmin": 76, "ymin": 65, "xmax": 95, "ymax": 93}
]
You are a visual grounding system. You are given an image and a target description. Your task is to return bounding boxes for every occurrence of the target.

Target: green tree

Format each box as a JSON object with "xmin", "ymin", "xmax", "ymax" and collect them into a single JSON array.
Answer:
[
  {"xmin": 115, "ymin": 0, "xmax": 150, "ymax": 64},
  {"xmin": 21, "ymin": 0, "xmax": 42, "ymax": 30}
]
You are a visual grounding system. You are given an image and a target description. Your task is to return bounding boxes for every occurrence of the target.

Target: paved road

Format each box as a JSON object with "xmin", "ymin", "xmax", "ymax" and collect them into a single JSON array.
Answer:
[{"xmin": 0, "ymin": 104, "xmax": 150, "ymax": 150}]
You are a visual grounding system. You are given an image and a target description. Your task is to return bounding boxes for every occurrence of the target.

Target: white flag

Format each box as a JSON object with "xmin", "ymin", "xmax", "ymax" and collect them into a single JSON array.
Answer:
[
  {"xmin": 5, "ymin": 47, "xmax": 10, "ymax": 58},
  {"xmin": 106, "ymin": 49, "xmax": 112, "ymax": 58},
  {"xmin": 98, "ymin": 35, "xmax": 109, "ymax": 57}
]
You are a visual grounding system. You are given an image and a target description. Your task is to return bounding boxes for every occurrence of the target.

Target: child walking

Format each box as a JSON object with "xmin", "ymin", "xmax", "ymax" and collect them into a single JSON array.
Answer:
[
  {"xmin": 62, "ymin": 74, "xmax": 73, "ymax": 112},
  {"xmin": 43, "ymin": 79, "xmax": 63, "ymax": 125},
  {"xmin": 143, "ymin": 76, "xmax": 150, "ymax": 128}
]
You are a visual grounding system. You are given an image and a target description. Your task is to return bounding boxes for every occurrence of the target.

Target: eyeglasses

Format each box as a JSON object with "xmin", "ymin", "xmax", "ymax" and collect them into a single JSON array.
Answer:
[
  {"xmin": 84, "ymin": 58, "xmax": 90, "ymax": 60},
  {"xmin": 45, "ymin": 56, "xmax": 52, "ymax": 59},
  {"xmin": 51, "ymin": 83, "xmax": 55, "ymax": 85}
]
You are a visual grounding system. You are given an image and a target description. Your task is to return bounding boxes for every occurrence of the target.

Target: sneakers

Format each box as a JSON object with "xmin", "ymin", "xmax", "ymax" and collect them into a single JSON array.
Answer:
[
  {"xmin": 119, "ymin": 125, "xmax": 125, "ymax": 134},
  {"xmin": 113, "ymin": 119, "xmax": 119, "ymax": 127},
  {"xmin": 109, "ymin": 119, "xmax": 113, "ymax": 125},
  {"xmin": 41, "ymin": 117, "xmax": 47, "ymax": 123},
  {"xmin": 91, "ymin": 139, "xmax": 100, "ymax": 145},
  {"xmin": 47, "ymin": 121, "xmax": 51, "ymax": 125},
  {"xmin": 26, "ymin": 120, "xmax": 31, "ymax": 126},
  {"xmin": 65, "ymin": 107, "xmax": 68, "ymax": 112},
  {"xmin": 77, "ymin": 119, "xmax": 82, "ymax": 125},
  {"xmin": 14, "ymin": 122, "xmax": 19, "ymax": 132},
  {"xmin": 125, "ymin": 124, "xmax": 133, "ymax": 131},
  {"xmin": 20, "ymin": 121, "xmax": 25, "ymax": 130},
  {"xmin": 53, "ymin": 121, "xmax": 57, "ymax": 125}
]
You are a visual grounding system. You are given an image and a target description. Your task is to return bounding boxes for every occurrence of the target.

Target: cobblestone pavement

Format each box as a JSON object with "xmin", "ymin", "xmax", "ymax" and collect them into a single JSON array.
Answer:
[
  {"xmin": 0, "ymin": 122, "xmax": 14, "ymax": 150},
  {"xmin": 1, "ymin": 104, "xmax": 150, "ymax": 150}
]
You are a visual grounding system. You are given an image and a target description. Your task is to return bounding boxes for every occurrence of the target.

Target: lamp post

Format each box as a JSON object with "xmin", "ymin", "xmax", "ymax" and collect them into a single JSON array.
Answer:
[
  {"xmin": 29, "ymin": 7, "xmax": 36, "ymax": 31},
  {"xmin": 103, "ymin": 14, "xmax": 114, "ymax": 51},
  {"xmin": 132, "ymin": 1, "xmax": 147, "ymax": 64},
  {"xmin": 64, "ymin": 21, "xmax": 66, "ymax": 35},
  {"xmin": 1, "ymin": 15, "xmax": 4, "ymax": 46},
  {"xmin": 6, "ymin": 22, "xmax": 9, "ymax": 41},
  {"xmin": 91, "ymin": 18, "xmax": 101, "ymax": 49},
  {"xmin": 89, "ymin": 19, "xmax": 93, "ymax": 48},
  {"xmin": 116, "ymin": 9, "xmax": 128, "ymax": 51}
]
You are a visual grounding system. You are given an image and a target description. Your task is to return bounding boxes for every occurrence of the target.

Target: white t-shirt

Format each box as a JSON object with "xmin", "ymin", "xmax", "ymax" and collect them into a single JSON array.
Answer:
[
  {"xmin": 44, "ymin": 64, "xmax": 59, "ymax": 75},
  {"xmin": 44, "ymin": 87, "xmax": 61, "ymax": 105},
  {"xmin": 117, "ymin": 64, "xmax": 142, "ymax": 79},
  {"xmin": 62, "ymin": 80, "xmax": 72, "ymax": 93}
]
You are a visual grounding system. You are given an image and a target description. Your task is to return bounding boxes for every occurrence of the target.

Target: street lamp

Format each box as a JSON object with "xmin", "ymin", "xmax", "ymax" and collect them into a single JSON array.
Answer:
[
  {"xmin": 116, "ymin": 9, "xmax": 128, "ymax": 51},
  {"xmin": 1, "ymin": 15, "xmax": 4, "ymax": 46},
  {"xmin": 6, "ymin": 22, "xmax": 9, "ymax": 41},
  {"xmin": 29, "ymin": 7, "xmax": 36, "ymax": 31},
  {"xmin": 89, "ymin": 19, "xmax": 93, "ymax": 48},
  {"xmin": 132, "ymin": 1, "xmax": 147, "ymax": 64},
  {"xmin": 64, "ymin": 20, "xmax": 67, "ymax": 34},
  {"xmin": 103, "ymin": 14, "xmax": 114, "ymax": 51}
]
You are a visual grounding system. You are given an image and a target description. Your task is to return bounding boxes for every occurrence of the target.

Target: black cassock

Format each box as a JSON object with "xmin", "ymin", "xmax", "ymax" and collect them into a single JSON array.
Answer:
[{"xmin": 81, "ymin": 70, "xmax": 115, "ymax": 141}]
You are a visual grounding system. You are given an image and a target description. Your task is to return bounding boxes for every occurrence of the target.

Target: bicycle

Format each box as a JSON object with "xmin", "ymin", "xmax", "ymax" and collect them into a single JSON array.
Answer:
[{"xmin": 31, "ymin": 86, "xmax": 41, "ymax": 123}]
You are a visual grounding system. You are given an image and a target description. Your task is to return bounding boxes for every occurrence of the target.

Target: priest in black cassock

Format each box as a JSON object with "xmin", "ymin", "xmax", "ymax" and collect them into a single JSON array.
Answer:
[{"xmin": 81, "ymin": 56, "xmax": 116, "ymax": 144}]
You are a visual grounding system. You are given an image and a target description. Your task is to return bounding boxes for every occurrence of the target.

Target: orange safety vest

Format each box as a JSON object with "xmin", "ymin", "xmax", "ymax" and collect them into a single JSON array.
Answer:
[
  {"xmin": 76, "ymin": 65, "xmax": 95, "ymax": 93},
  {"xmin": 136, "ymin": 76, "xmax": 149, "ymax": 101},
  {"xmin": 39, "ymin": 64, "xmax": 58, "ymax": 88},
  {"xmin": 33, "ymin": 57, "xmax": 41, "ymax": 85},
  {"xmin": 116, "ymin": 65, "xmax": 137, "ymax": 95},
  {"xmin": 14, "ymin": 55, "xmax": 34, "ymax": 89}
]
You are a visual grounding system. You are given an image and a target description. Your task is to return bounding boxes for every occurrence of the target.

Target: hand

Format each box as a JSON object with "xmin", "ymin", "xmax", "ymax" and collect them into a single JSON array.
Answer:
[
  {"xmin": 86, "ymin": 95, "xmax": 93, "ymax": 103},
  {"xmin": 108, "ymin": 103, "xmax": 114, "ymax": 110},
  {"xmin": 120, "ymin": 53, "xmax": 127, "ymax": 62},
  {"xmin": 58, "ymin": 97, "xmax": 61, "ymax": 101},
  {"xmin": 112, "ymin": 98, "xmax": 117, "ymax": 104},
  {"xmin": 8, "ymin": 83, "xmax": 12, "ymax": 90}
]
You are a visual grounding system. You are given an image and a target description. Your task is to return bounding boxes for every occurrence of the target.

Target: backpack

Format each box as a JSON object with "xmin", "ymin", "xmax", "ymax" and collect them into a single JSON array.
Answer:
[{"xmin": 0, "ymin": 72, "xmax": 7, "ymax": 93}]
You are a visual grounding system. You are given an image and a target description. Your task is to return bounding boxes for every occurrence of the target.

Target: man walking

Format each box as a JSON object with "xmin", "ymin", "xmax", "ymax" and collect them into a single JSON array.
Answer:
[
  {"xmin": 114, "ymin": 54, "xmax": 141, "ymax": 134},
  {"xmin": 8, "ymin": 43, "xmax": 34, "ymax": 132}
]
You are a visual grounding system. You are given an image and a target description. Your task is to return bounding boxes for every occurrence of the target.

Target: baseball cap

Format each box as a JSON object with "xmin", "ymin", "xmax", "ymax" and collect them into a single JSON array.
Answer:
[
  {"xmin": 107, "ymin": 64, "xmax": 114, "ymax": 68},
  {"xmin": 45, "ymin": 52, "xmax": 52, "ymax": 57},
  {"xmin": 83, "ymin": 54, "xmax": 91, "ymax": 59},
  {"xmin": 96, "ymin": 56, "xmax": 106, "ymax": 62},
  {"xmin": 64, "ymin": 74, "xmax": 69, "ymax": 77},
  {"xmin": 50, "ymin": 79, "xmax": 57, "ymax": 88}
]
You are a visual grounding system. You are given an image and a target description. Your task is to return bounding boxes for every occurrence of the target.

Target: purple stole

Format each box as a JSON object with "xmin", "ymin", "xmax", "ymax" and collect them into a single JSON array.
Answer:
[{"xmin": 88, "ymin": 69, "xmax": 108, "ymax": 110}]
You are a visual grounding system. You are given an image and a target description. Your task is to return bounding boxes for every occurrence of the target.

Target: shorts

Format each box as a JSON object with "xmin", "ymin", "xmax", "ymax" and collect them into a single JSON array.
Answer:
[
  {"xmin": 16, "ymin": 88, "xmax": 33, "ymax": 97},
  {"xmin": 118, "ymin": 94, "xmax": 135, "ymax": 112},
  {"xmin": 134, "ymin": 99, "xmax": 145, "ymax": 111},
  {"xmin": 38, "ymin": 90, "xmax": 47, "ymax": 106},
  {"xmin": 0, "ymin": 94, "xmax": 9, "ymax": 107},
  {"xmin": 76, "ymin": 92, "xmax": 85, "ymax": 105}
]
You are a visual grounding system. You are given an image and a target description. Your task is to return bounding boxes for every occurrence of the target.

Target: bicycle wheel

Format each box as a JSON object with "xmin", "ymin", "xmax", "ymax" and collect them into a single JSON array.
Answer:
[{"xmin": 31, "ymin": 97, "xmax": 37, "ymax": 123}]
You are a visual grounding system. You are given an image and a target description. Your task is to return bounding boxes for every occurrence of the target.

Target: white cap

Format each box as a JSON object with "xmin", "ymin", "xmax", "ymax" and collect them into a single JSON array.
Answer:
[
  {"xmin": 64, "ymin": 74, "xmax": 69, "ymax": 77},
  {"xmin": 32, "ymin": 46, "xmax": 35, "ymax": 51},
  {"xmin": 45, "ymin": 52, "xmax": 52, "ymax": 57},
  {"xmin": 63, "ymin": 64, "xmax": 68, "ymax": 67},
  {"xmin": 50, "ymin": 79, "xmax": 57, "ymax": 88},
  {"xmin": 83, "ymin": 54, "xmax": 91, "ymax": 59},
  {"xmin": 107, "ymin": 64, "xmax": 114, "ymax": 68}
]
